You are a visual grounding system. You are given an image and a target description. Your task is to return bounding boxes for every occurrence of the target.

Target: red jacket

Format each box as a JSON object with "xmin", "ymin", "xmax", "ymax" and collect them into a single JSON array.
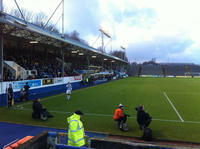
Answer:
[{"xmin": 114, "ymin": 108, "xmax": 124, "ymax": 120}]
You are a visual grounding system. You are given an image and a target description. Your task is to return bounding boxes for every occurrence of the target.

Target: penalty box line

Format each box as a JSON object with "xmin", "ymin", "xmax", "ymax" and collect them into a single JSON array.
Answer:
[
  {"xmin": 14, "ymin": 107, "xmax": 200, "ymax": 124},
  {"xmin": 163, "ymin": 91, "xmax": 184, "ymax": 122}
]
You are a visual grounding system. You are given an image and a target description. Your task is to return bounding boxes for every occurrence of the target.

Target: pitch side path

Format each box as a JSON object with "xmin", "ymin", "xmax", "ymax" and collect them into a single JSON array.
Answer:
[{"xmin": 0, "ymin": 122, "xmax": 106, "ymax": 148}]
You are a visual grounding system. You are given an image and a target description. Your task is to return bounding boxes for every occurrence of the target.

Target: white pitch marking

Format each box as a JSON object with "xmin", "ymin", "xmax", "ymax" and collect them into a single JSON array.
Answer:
[
  {"xmin": 163, "ymin": 91, "xmax": 184, "ymax": 122},
  {"xmin": 14, "ymin": 107, "xmax": 200, "ymax": 124},
  {"xmin": 20, "ymin": 94, "xmax": 64, "ymax": 106}
]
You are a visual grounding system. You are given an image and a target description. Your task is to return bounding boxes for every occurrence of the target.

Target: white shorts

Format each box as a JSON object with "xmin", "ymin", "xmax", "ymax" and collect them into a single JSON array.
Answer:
[{"xmin": 66, "ymin": 90, "xmax": 71, "ymax": 95}]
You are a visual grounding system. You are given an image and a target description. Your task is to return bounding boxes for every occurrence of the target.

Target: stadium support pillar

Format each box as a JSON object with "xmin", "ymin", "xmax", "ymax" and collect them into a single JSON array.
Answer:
[
  {"xmin": 0, "ymin": 29, "xmax": 3, "ymax": 82},
  {"xmin": 101, "ymin": 56, "xmax": 104, "ymax": 69},
  {"xmin": 61, "ymin": 48, "xmax": 64, "ymax": 77},
  {"xmin": 87, "ymin": 56, "xmax": 90, "ymax": 69},
  {"xmin": 0, "ymin": 0, "xmax": 2, "ymax": 12}
]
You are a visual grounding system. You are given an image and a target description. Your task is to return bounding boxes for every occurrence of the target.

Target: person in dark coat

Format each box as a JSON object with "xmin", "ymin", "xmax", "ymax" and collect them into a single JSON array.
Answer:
[
  {"xmin": 32, "ymin": 98, "xmax": 43, "ymax": 118},
  {"xmin": 24, "ymin": 82, "xmax": 30, "ymax": 101},
  {"xmin": 8, "ymin": 84, "xmax": 14, "ymax": 109},
  {"xmin": 32, "ymin": 98, "xmax": 53, "ymax": 119},
  {"xmin": 19, "ymin": 88, "xmax": 25, "ymax": 102},
  {"xmin": 135, "ymin": 105, "xmax": 152, "ymax": 130}
]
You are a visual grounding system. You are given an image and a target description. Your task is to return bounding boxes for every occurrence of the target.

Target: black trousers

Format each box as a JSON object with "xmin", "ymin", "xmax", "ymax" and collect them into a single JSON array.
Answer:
[
  {"xmin": 8, "ymin": 97, "xmax": 12, "ymax": 108},
  {"xmin": 25, "ymin": 92, "xmax": 29, "ymax": 100},
  {"xmin": 115, "ymin": 116, "xmax": 127, "ymax": 127},
  {"xmin": 144, "ymin": 119, "xmax": 152, "ymax": 128},
  {"xmin": 138, "ymin": 118, "xmax": 152, "ymax": 129}
]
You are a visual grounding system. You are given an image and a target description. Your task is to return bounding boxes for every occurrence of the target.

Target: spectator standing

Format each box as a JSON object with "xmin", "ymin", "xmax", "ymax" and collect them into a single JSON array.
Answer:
[
  {"xmin": 67, "ymin": 110, "xmax": 85, "ymax": 147},
  {"xmin": 19, "ymin": 88, "xmax": 25, "ymax": 102},
  {"xmin": 66, "ymin": 82, "xmax": 72, "ymax": 100},
  {"xmin": 8, "ymin": 84, "xmax": 14, "ymax": 109},
  {"xmin": 85, "ymin": 77, "xmax": 89, "ymax": 85},
  {"xmin": 81, "ymin": 79, "xmax": 85, "ymax": 87},
  {"xmin": 24, "ymin": 82, "xmax": 30, "ymax": 101}
]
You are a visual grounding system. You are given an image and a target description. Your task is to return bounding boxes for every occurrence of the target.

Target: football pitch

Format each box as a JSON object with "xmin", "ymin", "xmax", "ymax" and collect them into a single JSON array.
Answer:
[{"xmin": 1, "ymin": 77, "xmax": 200, "ymax": 143}]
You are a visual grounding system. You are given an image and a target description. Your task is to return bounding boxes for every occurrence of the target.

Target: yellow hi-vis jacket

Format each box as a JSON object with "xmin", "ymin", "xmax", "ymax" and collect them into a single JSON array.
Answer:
[{"xmin": 67, "ymin": 113, "xmax": 85, "ymax": 147}]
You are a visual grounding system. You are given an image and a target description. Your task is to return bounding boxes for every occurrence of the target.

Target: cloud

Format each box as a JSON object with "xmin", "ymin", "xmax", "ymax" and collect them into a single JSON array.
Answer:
[
  {"xmin": 3, "ymin": 0, "xmax": 200, "ymax": 64},
  {"xmin": 126, "ymin": 34, "xmax": 194, "ymax": 63},
  {"xmin": 87, "ymin": 0, "xmax": 158, "ymax": 50},
  {"xmin": 64, "ymin": 0, "xmax": 102, "ymax": 38},
  {"xmin": 102, "ymin": 0, "xmax": 200, "ymax": 64}
]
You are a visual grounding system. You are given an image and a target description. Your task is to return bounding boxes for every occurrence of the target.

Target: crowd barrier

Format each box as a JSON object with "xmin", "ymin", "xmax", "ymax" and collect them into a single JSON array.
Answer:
[
  {"xmin": 48, "ymin": 132, "xmax": 91, "ymax": 149},
  {"xmin": 0, "ymin": 76, "xmax": 79, "ymax": 106},
  {"xmin": 4, "ymin": 131, "xmax": 178, "ymax": 149},
  {"xmin": 0, "ymin": 76, "xmax": 108, "ymax": 106}
]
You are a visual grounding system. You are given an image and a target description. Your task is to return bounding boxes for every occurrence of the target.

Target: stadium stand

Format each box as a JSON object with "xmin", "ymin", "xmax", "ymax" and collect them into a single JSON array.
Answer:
[
  {"xmin": 4, "ymin": 50, "xmax": 61, "ymax": 80},
  {"xmin": 141, "ymin": 64, "xmax": 163, "ymax": 76},
  {"xmin": 129, "ymin": 63, "xmax": 140, "ymax": 76},
  {"xmin": 2, "ymin": 37, "xmax": 121, "ymax": 81},
  {"xmin": 164, "ymin": 64, "xmax": 187, "ymax": 76},
  {"xmin": 2, "ymin": 45, "xmax": 123, "ymax": 81},
  {"xmin": 0, "ymin": 11, "xmax": 128, "ymax": 107},
  {"xmin": 0, "ymin": 11, "xmax": 128, "ymax": 82},
  {"xmin": 130, "ymin": 63, "xmax": 200, "ymax": 77},
  {"xmin": 3, "ymin": 66, "xmax": 14, "ymax": 81},
  {"xmin": 2, "ymin": 36, "xmax": 125, "ymax": 81}
]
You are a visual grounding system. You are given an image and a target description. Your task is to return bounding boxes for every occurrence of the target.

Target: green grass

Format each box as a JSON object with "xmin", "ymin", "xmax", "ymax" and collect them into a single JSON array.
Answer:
[{"xmin": 1, "ymin": 77, "xmax": 200, "ymax": 143}]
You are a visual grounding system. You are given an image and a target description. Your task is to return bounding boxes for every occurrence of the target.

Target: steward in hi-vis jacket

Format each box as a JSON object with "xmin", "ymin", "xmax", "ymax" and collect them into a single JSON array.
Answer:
[{"xmin": 67, "ymin": 110, "xmax": 85, "ymax": 147}]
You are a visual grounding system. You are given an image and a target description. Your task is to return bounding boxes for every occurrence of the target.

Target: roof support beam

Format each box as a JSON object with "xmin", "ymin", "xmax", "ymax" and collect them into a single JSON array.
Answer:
[
  {"xmin": 61, "ymin": 47, "xmax": 64, "ymax": 77},
  {"xmin": 0, "ymin": 28, "xmax": 3, "ymax": 82},
  {"xmin": 87, "ymin": 56, "xmax": 90, "ymax": 69},
  {"xmin": 0, "ymin": 0, "xmax": 3, "ymax": 12}
]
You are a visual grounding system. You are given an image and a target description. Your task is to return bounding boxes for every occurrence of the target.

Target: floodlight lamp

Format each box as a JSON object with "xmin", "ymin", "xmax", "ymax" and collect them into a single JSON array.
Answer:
[
  {"xmin": 71, "ymin": 51, "xmax": 78, "ymax": 54},
  {"xmin": 14, "ymin": 20, "xmax": 27, "ymax": 27},
  {"xmin": 92, "ymin": 55, "xmax": 97, "ymax": 58},
  {"xmin": 78, "ymin": 53, "xmax": 84, "ymax": 56},
  {"xmin": 111, "ymin": 60, "xmax": 115, "ymax": 62},
  {"xmin": 29, "ymin": 41, "xmax": 38, "ymax": 44},
  {"xmin": 120, "ymin": 46, "xmax": 126, "ymax": 50},
  {"xmin": 104, "ymin": 58, "xmax": 107, "ymax": 61},
  {"xmin": 99, "ymin": 28, "xmax": 111, "ymax": 38}
]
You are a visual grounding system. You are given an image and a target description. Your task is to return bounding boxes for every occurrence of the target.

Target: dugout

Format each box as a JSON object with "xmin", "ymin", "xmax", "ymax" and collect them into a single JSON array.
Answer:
[{"xmin": 7, "ymin": 131, "xmax": 183, "ymax": 149}]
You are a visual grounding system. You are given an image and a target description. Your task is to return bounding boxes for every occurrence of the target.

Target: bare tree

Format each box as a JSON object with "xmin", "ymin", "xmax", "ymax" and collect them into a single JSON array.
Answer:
[
  {"xmin": 110, "ymin": 50, "xmax": 128, "ymax": 61},
  {"xmin": 63, "ymin": 32, "xmax": 70, "ymax": 38},
  {"xmin": 69, "ymin": 30, "xmax": 81, "ymax": 41},
  {"xmin": 33, "ymin": 12, "xmax": 48, "ymax": 27},
  {"xmin": 46, "ymin": 24, "xmax": 60, "ymax": 34},
  {"xmin": 8, "ymin": 8, "xmax": 87, "ymax": 43},
  {"xmin": 67, "ymin": 30, "xmax": 88, "ymax": 45},
  {"xmin": 2, "ymin": 5, "xmax": 8, "ymax": 13},
  {"xmin": 97, "ymin": 46, "xmax": 102, "ymax": 52},
  {"xmin": 10, "ymin": 8, "xmax": 34, "ymax": 22}
]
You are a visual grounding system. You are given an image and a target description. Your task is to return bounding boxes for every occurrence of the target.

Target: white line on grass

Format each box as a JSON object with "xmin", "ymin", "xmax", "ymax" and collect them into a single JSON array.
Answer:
[
  {"xmin": 20, "ymin": 94, "xmax": 64, "ymax": 106},
  {"xmin": 14, "ymin": 107, "xmax": 200, "ymax": 124},
  {"xmin": 163, "ymin": 91, "xmax": 184, "ymax": 122}
]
